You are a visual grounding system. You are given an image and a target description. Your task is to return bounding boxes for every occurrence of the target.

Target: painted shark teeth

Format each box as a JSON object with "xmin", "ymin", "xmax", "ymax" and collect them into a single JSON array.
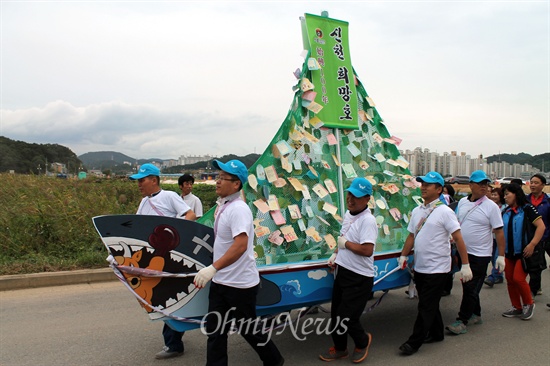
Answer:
[
  {"xmin": 170, "ymin": 253, "xmax": 183, "ymax": 262},
  {"xmin": 166, "ymin": 297, "xmax": 178, "ymax": 307},
  {"xmin": 104, "ymin": 236, "xmax": 207, "ymax": 318}
]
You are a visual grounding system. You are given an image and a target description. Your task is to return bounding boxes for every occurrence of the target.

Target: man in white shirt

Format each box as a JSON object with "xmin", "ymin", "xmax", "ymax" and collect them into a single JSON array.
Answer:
[
  {"xmin": 193, "ymin": 159, "xmax": 284, "ymax": 366},
  {"xmin": 397, "ymin": 171, "xmax": 472, "ymax": 355},
  {"xmin": 319, "ymin": 177, "xmax": 377, "ymax": 364},
  {"xmin": 130, "ymin": 163, "xmax": 196, "ymax": 360},
  {"xmin": 446, "ymin": 170, "xmax": 505, "ymax": 335},
  {"xmin": 178, "ymin": 174, "xmax": 203, "ymax": 218}
]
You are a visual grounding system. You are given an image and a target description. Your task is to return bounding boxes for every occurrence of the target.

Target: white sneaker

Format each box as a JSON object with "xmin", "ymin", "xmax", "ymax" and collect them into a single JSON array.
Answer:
[{"xmin": 155, "ymin": 346, "xmax": 184, "ymax": 359}]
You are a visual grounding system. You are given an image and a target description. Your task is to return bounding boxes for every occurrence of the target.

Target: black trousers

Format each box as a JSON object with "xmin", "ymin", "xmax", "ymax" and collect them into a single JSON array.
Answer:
[
  {"xmin": 205, "ymin": 282, "xmax": 283, "ymax": 366},
  {"xmin": 331, "ymin": 265, "xmax": 373, "ymax": 351},
  {"xmin": 529, "ymin": 239, "xmax": 549, "ymax": 295},
  {"xmin": 406, "ymin": 272, "xmax": 447, "ymax": 350},
  {"xmin": 457, "ymin": 254, "xmax": 491, "ymax": 323}
]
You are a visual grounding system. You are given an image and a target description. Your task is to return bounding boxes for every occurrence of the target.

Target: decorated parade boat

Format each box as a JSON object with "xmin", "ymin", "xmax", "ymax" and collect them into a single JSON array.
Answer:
[{"xmin": 93, "ymin": 12, "xmax": 420, "ymax": 331}]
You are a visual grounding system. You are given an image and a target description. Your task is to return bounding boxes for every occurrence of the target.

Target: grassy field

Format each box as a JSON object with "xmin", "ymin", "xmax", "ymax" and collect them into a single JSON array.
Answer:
[{"xmin": 0, "ymin": 174, "xmax": 216, "ymax": 275}]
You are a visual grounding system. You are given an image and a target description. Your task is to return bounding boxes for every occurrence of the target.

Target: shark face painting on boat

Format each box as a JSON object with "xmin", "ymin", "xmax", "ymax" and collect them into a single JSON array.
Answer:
[{"xmin": 93, "ymin": 11, "xmax": 420, "ymax": 332}]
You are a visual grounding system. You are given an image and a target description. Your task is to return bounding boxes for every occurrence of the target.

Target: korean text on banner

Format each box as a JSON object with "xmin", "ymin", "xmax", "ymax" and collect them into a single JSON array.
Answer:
[{"xmin": 304, "ymin": 13, "xmax": 358, "ymax": 130}]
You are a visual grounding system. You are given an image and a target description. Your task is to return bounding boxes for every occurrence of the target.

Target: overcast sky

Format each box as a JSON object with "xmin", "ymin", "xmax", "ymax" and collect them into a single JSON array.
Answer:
[{"xmin": 1, "ymin": 1, "xmax": 548, "ymax": 160}]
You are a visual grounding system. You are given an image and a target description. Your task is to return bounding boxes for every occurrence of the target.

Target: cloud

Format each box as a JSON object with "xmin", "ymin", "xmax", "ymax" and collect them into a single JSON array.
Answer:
[
  {"xmin": 1, "ymin": 2, "xmax": 548, "ymax": 158},
  {"xmin": 308, "ymin": 269, "xmax": 328, "ymax": 280},
  {"xmin": 0, "ymin": 100, "xmax": 280, "ymax": 158}
]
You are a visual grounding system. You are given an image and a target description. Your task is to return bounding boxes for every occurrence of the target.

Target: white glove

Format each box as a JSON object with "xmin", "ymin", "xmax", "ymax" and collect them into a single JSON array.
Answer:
[
  {"xmin": 460, "ymin": 264, "xmax": 473, "ymax": 283},
  {"xmin": 337, "ymin": 236, "xmax": 347, "ymax": 250},
  {"xmin": 397, "ymin": 256, "xmax": 408, "ymax": 270},
  {"xmin": 495, "ymin": 256, "xmax": 505, "ymax": 273},
  {"xmin": 327, "ymin": 253, "xmax": 337, "ymax": 267},
  {"xmin": 194, "ymin": 265, "xmax": 217, "ymax": 288}
]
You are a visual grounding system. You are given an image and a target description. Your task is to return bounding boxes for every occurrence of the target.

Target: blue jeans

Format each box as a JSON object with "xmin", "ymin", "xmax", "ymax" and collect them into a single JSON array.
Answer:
[
  {"xmin": 457, "ymin": 254, "xmax": 491, "ymax": 323},
  {"xmin": 487, "ymin": 239, "xmax": 504, "ymax": 282},
  {"xmin": 162, "ymin": 323, "xmax": 184, "ymax": 352}
]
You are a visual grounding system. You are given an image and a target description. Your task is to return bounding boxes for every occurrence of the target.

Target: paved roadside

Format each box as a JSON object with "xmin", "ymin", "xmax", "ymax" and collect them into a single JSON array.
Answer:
[{"xmin": 0, "ymin": 268, "xmax": 117, "ymax": 291}]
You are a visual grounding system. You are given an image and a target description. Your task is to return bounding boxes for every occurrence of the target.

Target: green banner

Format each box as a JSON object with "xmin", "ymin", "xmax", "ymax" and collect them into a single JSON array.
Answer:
[{"xmin": 304, "ymin": 13, "xmax": 358, "ymax": 129}]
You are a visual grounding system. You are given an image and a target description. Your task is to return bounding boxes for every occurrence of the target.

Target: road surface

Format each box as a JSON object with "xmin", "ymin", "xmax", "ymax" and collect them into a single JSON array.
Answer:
[{"xmin": 1, "ymin": 270, "xmax": 549, "ymax": 365}]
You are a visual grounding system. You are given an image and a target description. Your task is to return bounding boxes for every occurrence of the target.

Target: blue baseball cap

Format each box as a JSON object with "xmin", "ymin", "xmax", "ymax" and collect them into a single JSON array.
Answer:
[
  {"xmin": 470, "ymin": 170, "xmax": 492, "ymax": 183},
  {"xmin": 416, "ymin": 171, "xmax": 444, "ymax": 186},
  {"xmin": 345, "ymin": 177, "xmax": 373, "ymax": 197},
  {"xmin": 129, "ymin": 163, "xmax": 160, "ymax": 180},
  {"xmin": 213, "ymin": 159, "xmax": 248, "ymax": 185}
]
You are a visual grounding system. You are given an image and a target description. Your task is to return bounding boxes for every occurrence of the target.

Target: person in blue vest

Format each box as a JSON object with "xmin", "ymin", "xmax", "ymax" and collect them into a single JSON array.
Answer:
[
  {"xmin": 500, "ymin": 183, "xmax": 545, "ymax": 320},
  {"xmin": 526, "ymin": 174, "xmax": 550, "ymax": 297}
]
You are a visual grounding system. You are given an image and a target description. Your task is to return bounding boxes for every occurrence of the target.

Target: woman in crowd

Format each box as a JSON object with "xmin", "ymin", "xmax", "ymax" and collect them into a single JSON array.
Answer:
[
  {"xmin": 526, "ymin": 174, "xmax": 549, "ymax": 297},
  {"xmin": 484, "ymin": 187, "xmax": 506, "ymax": 287},
  {"xmin": 501, "ymin": 184, "xmax": 545, "ymax": 320}
]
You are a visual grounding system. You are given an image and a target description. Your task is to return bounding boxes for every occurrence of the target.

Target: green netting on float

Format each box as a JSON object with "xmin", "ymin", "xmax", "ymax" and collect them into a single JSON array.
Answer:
[{"xmin": 198, "ymin": 65, "xmax": 421, "ymax": 267}]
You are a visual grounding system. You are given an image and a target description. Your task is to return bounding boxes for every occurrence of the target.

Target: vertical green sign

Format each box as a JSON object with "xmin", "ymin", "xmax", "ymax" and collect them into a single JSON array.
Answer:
[{"xmin": 304, "ymin": 13, "xmax": 358, "ymax": 129}]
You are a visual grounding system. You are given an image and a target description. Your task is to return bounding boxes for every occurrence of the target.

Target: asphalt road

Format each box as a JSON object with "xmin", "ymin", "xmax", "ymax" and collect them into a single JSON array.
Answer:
[{"xmin": 1, "ymin": 270, "xmax": 549, "ymax": 366}]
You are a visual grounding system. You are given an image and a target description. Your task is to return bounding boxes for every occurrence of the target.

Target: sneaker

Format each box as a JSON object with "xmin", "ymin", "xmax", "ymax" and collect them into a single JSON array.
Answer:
[
  {"xmin": 536, "ymin": 288, "xmax": 542, "ymax": 295},
  {"xmin": 351, "ymin": 333, "xmax": 372, "ymax": 363},
  {"xmin": 484, "ymin": 277, "xmax": 495, "ymax": 287},
  {"xmin": 521, "ymin": 304, "xmax": 535, "ymax": 320},
  {"xmin": 155, "ymin": 346, "xmax": 183, "ymax": 359},
  {"xmin": 493, "ymin": 277, "xmax": 504, "ymax": 284},
  {"xmin": 502, "ymin": 307, "xmax": 522, "ymax": 317},
  {"xmin": 446, "ymin": 320, "xmax": 467, "ymax": 335},
  {"xmin": 319, "ymin": 347, "xmax": 348, "ymax": 362},
  {"xmin": 468, "ymin": 314, "xmax": 483, "ymax": 325}
]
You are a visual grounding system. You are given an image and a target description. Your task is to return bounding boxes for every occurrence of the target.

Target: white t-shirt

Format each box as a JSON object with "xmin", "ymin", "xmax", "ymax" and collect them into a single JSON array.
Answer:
[
  {"xmin": 136, "ymin": 190, "xmax": 191, "ymax": 218},
  {"xmin": 456, "ymin": 196, "xmax": 503, "ymax": 257},
  {"xmin": 212, "ymin": 194, "xmax": 259, "ymax": 288},
  {"xmin": 335, "ymin": 208, "xmax": 378, "ymax": 277},
  {"xmin": 182, "ymin": 193, "xmax": 203, "ymax": 217},
  {"xmin": 408, "ymin": 200, "xmax": 460, "ymax": 274}
]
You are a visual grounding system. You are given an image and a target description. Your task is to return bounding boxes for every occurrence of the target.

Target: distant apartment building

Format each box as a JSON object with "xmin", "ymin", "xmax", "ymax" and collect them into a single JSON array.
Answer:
[
  {"xmin": 178, "ymin": 154, "xmax": 214, "ymax": 166},
  {"xmin": 400, "ymin": 148, "xmax": 538, "ymax": 178},
  {"xmin": 162, "ymin": 159, "xmax": 179, "ymax": 168}
]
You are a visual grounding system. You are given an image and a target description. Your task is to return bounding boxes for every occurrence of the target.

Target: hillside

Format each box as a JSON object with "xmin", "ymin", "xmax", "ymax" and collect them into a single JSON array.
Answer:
[
  {"xmin": 486, "ymin": 152, "xmax": 549, "ymax": 171},
  {"xmin": 0, "ymin": 136, "xmax": 81, "ymax": 174},
  {"xmin": 79, "ymin": 150, "xmax": 261, "ymax": 174},
  {"xmin": 78, "ymin": 151, "xmax": 136, "ymax": 167}
]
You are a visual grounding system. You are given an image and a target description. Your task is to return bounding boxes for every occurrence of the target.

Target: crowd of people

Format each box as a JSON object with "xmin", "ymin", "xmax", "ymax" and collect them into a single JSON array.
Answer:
[
  {"xmin": 128, "ymin": 164, "xmax": 548, "ymax": 364},
  {"xmin": 396, "ymin": 172, "xmax": 548, "ymax": 356}
]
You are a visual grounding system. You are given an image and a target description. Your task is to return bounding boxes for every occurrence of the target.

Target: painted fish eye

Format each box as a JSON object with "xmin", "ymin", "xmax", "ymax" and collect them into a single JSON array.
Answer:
[{"xmin": 129, "ymin": 276, "xmax": 141, "ymax": 289}]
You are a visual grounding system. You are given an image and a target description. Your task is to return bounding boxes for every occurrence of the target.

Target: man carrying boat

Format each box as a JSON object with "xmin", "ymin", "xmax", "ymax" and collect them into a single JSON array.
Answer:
[
  {"xmin": 397, "ymin": 171, "xmax": 472, "ymax": 355},
  {"xmin": 129, "ymin": 163, "xmax": 196, "ymax": 360},
  {"xmin": 193, "ymin": 159, "xmax": 284, "ymax": 366},
  {"xmin": 446, "ymin": 170, "xmax": 505, "ymax": 335},
  {"xmin": 320, "ymin": 177, "xmax": 377, "ymax": 364}
]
